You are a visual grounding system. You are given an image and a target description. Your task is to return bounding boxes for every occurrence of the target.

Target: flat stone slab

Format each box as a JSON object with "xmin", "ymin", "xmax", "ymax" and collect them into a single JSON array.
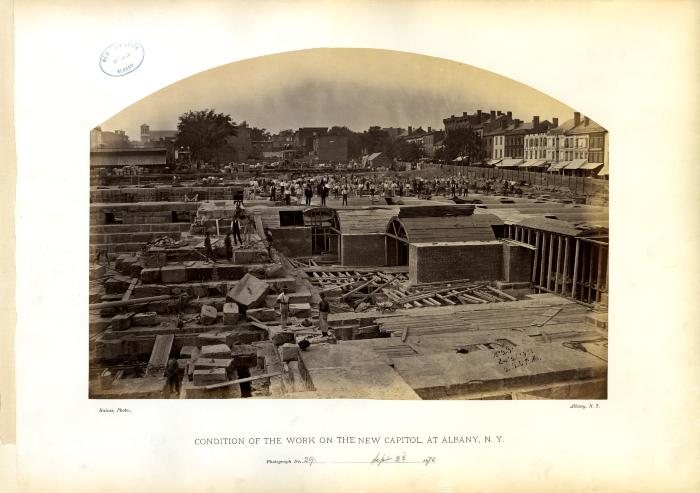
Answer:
[
  {"xmin": 200, "ymin": 343, "xmax": 231, "ymax": 359},
  {"xmin": 227, "ymin": 273, "xmax": 269, "ymax": 309}
]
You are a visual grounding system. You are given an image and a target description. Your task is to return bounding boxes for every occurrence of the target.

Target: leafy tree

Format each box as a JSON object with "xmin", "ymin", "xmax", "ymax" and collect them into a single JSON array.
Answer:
[
  {"xmin": 328, "ymin": 126, "xmax": 362, "ymax": 158},
  {"xmin": 175, "ymin": 109, "xmax": 237, "ymax": 166},
  {"xmin": 444, "ymin": 128, "xmax": 484, "ymax": 164},
  {"xmin": 360, "ymin": 126, "xmax": 391, "ymax": 155},
  {"xmin": 394, "ymin": 140, "xmax": 424, "ymax": 162},
  {"xmin": 249, "ymin": 126, "xmax": 271, "ymax": 141}
]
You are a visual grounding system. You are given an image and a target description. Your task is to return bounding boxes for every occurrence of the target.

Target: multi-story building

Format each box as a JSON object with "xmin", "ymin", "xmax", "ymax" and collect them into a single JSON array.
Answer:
[
  {"xmin": 139, "ymin": 124, "xmax": 177, "ymax": 145},
  {"xmin": 272, "ymin": 129, "xmax": 295, "ymax": 150},
  {"xmin": 295, "ymin": 127, "xmax": 328, "ymax": 151},
  {"xmin": 523, "ymin": 116, "xmax": 556, "ymax": 160},
  {"xmin": 443, "ymin": 109, "xmax": 508, "ymax": 137},
  {"xmin": 90, "ymin": 127, "xmax": 131, "ymax": 149},
  {"xmin": 314, "ymin": 135, "xmax": 348, "ymax": 162},
  {"xmin": 381, "ymin": 127, "xmax": 407, "ymax": 140}
]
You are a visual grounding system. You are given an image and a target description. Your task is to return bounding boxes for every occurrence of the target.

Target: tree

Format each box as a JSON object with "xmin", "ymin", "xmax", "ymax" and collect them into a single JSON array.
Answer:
[
  {"xmin": 249, "ymin": 127, "xmax": 271, "ymax": 142},
  {"xmin": 393, "ymin": 140, "xmax": 424, "ymax": 162},
  {"xmin": 444, "ymin": 128, "xmax": 484, "ymax": 164},
  {"xmin": 175, "ymin": 109, "xmax": 237, "ymax": 166},
  {"xmin": 328, "ymin": 126, "xmax": 363, "ymax": 158},
  {"xmin": 360, "ymin": 126, "xmax": 391, "ymax": 155}
]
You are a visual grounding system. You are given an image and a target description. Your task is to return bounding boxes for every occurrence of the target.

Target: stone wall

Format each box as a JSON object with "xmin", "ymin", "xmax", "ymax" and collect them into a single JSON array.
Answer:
[
  {"xmin": 408, "ymin": 241, "xmax": 504, "ymax": 284},
  {"xmin": 269, "ymin": 227, "xmax": 312, "ymax": 258},
  {"xmin": 341, "ymin": 234, "xmax": 386, "ymax": 266}
]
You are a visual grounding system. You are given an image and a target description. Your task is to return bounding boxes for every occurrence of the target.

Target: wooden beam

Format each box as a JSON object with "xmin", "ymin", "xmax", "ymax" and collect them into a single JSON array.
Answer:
[
  {"xmin": 595, "ymin": 244, "xmax": 604, "ymax": 303},
  {"xmin": 554, "ymin": 235, "xmax": 563, "ymax": 293},
  {"xmin": 561, "ymin": 237, "xmax": 570, "ymax": 295},
  {"xmin": 89, "ymin": 294, "xmax": 175, "ymax": 310},
  {"xmin": 546, "ymin": 234, "xmax": 554, "ymax": 291},
  {"xmin": 539, "ymin": 233, "xmax": 547, "ymax": 289},
  {"xmin": 339, "ymin": 277, "xmax": 378, "ymax": 300},
  {"xmin": 531, "ymin": 231, "xmax": 541, "ymax": 283},
  {"xmin": 203, "ymin": 371, "xmax": 282, "ymax": 390},
  {"xmin": 571, "ymin": 238, "xmax": 580, "ymax": 299}
]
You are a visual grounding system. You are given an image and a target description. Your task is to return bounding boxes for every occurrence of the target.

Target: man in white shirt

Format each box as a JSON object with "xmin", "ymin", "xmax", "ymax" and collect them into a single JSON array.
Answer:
[{"xmin": 274, "ymin": 287, "xmax": 290, "ymax": 330}]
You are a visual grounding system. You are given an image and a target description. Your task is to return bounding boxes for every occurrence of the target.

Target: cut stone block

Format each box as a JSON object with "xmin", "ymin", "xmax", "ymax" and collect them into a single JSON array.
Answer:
[
  {"xmin": 144, "ymin": 252, "xmax": 167, "ymax": 268},
  {"xmin": 200, "ymin": 305, "xmax": 218, "ymax": 325},
  {"xmin": 193, "ymin": 368, "xmax": 227, "ymax": 386},
  {"xmin": 140, "ymin": 267, "xmax": 161, "ymax": 284},
  {"xmin": 227, "ymin": 273, "xmax": 269, "ymax": 309},
  {"xmin": 200, "ymin": 343, "xmax": 231, "ymax": 359},
  {"xmin": 132, "ymin": 312, "xmax": 157, "ymax": 326},
  {"xmin": 289, "ymin": 303, "xmax": 311, "ymax": 318},
  {"xmin": 223, "ymin": 303, "xmax": 239, "ymax": 325},
  {"xmin": 194, "ymin": 358, "xmax": 234, "ymax": 377},
  {"xmin": 197, "ymin": 332, "xmax": 229, "ymax": 346},
  {"xmin": 230, "ymin": 344, "xmax": 258, "ymax": 367},
  {"xmin": 161, "ymin": 265, "xmax": 188, "ymax": 284},
  {"xmin": 271, "ymin": 331, "xmax": 295, "ymax": 346},
  {"xmin": 280, "ymin": 343, "xmax": 299, "ymax": 362},
  {"xmin": 226, "ymin": 329, "xmax": 266, "ymax": 346},
  {"xmin": 96, "ymin": 338, "xmax": 123, "ymax": 360},
  {"xmin": 232, "ymin": 249, "xmax": 268, "ymax": 264},
  {"xmin": 105, "ymin": 278, "xmax": 129, "ymax": 295},
  {"xmin": 246, "ymin": 307, "xmax": 278, "ymax": 322},
  {"xmin": 111, "ymin": 312, "xmax": 134, "ymax": 331},
  {"xmin": 180, "ymin": 346, "xmax": 200, "ymax": 359},
  {"xmin": 90, "ymin": 265, "xmax": 106, "ymax": 280},
  {"xmin": 264, "ymin": 264, "xmax": 285, "ymax": 278},
  {"xmin": 147, "ymin": 300, "xmax": 171, "ymax": 314}
]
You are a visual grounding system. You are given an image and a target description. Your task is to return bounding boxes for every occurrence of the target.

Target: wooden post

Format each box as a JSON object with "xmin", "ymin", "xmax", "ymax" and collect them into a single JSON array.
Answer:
[
  {"xmin": 595, "ymin": 244, "xmax": 604, "ymax": 302},
  {"xmin": 587, "ymin": 242, "xmax": 595, "ymax": 303},
  {"xmin": 539, "ymin": 233, "xmax": 547, "ymax": 289},
  {"xmin": 546, "ymin": 233, "xmax": 554, "ymax": 291},
  {"xmin": 562, "ymin": 237, "xmax": 570, "ymax": 295},
  {"xmin": 571, "ymin": 238, "xmax": 580, "ymax": 299},
  {"xmin": 555, "ymin": 235, "xmax": 563, "ymax": 293},
  {"xmin": 531, "ymin": 231, "xmax": 541, "ymax": 283}
]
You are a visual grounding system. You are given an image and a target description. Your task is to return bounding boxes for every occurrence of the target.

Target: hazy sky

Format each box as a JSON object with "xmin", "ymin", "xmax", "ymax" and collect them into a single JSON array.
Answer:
[{"xmin": 100, "ymin": 48, "xmax": 575, "ymax": 141}]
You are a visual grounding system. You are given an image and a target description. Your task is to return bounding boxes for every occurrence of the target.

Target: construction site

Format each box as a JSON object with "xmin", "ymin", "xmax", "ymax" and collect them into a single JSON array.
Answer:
[{"xmin": 88, "ymin": 171, "xmax": 608, "ymax": 401}]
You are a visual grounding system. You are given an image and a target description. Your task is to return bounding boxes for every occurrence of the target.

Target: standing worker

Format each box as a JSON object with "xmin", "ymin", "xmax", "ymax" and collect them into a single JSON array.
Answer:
[
  {"xmin": 318, "ymin": 292, "xmax": 330, "ymax": 336},
  {"xmin": 264, "ymin": 228, "xmax": 274, "ymax": 258},
  {"xmin": 341, "ymin": 184, "xmax": 348, "ymax": 206},
  {"xmin": 275, "ymin": 287, "xmax": 290, "ymax": 330},
  {"xmin": 231, "ymin": 216, "xmax": 243, "ymax": 245},
  {"xmin": 165, "ymin": 357, "xmax": 180, "ymax": 396},
  {"xmin": 204, "ymin": 231, "xmax": 215, "ymax": 262}
]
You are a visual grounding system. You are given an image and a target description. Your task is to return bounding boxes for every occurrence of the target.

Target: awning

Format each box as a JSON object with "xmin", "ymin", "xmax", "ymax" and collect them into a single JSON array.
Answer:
[
  {"xmin": 496, "ymin": 159, "xmax": 523, "ymax": 168},
  {"xmin": 548, "ymin": 161, "xmax": 569, "ymax": 171},
  {"xmin": 520, "ymin": 160, "xmax": 547, "ymax": 168},
  {"xmin": 486, "ymin": 159, "xmax": 502, "ymax": 166},
  {"xmin": 565, "ymin": 159, "xmax": 588, "ymax": 170},
  {"xmin": 597, "ymin": 163, "xmax": 609, "ymax": 176},
  {"xmin": 580, "ymin": 162, "xmax": 604, "ymax": 170}
]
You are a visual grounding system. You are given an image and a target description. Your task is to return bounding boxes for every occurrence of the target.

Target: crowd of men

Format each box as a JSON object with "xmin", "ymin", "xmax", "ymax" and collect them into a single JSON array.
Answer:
[{"xmin": 242, "ymin": 173, "xmax": 523, "ymax": 205}]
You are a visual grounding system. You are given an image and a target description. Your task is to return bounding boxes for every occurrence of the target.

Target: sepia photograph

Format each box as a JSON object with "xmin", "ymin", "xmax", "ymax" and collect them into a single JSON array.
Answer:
[{"xmin": 88, "ymin": 48, "xmax": 609, "ymax": 400}]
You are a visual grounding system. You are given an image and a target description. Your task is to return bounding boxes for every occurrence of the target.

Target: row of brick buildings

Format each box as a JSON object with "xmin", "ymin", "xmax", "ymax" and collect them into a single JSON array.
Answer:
[{"xmin": 443, "ymin": 110, "xmax": 609, "ymax": 174}]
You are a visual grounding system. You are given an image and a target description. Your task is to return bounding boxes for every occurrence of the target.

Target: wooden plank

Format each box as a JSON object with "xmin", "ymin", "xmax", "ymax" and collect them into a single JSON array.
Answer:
[
  {"xmin": 203, "ymin": 372, "xmax": 282, "ymax": 390},
  {"xmin": 145, "ymin": 334, "xmax": 174, "ymax": 377},
  {"xmin": 121, "ymin": 278, "xmax": 138, "ymax": 302},
  {"xmin": 486, "ymin": 286, "xmax": 517, "ymax": 302},
  {"xmin": 339, "ymin": 277, "xmax": 378, "ymax": 299},
  {"xmin": 401, "ymin": 327, "xmax": 408, "ymax": 342}
]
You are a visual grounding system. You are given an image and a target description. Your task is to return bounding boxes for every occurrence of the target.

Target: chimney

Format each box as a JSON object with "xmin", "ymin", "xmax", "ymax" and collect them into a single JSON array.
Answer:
[
  {"xmin": 428, "ymin": 126, "xmax": 432, "ymax": 132},
  {"xmin": 477, "ymin": 110, "xmax": 482, "ymax": 120},
  {"xmin": 497, "ymin": 111, "xmax": 502, "ymax": 116},
  {"xmin": 463, "ymin": 112, "xmax": 468, "ymax": 117},
  {"xmin": 552, "ymin": 117, "xmax": 559, "ymax": 128},
  {"xmin": 532, "ymin": 116, "xmax": 539, "ymax": 129},
  {"xmin": 574, "ymin": 112, "xmax": 581, "ymax": 126},
  {"xmin": 584, "ymin": 116, "xmax": 590, "ymax": 126},
  {"xmin": 507, "ymin": 111, "xmax": 512, "ymax": 121},
  {"xmin": 408, "ymin": 126, "xmax": 413, "ymax": 134},
  {"xmin": 490, "ymin": 110, "xmax": 496, "ymax": 121}
]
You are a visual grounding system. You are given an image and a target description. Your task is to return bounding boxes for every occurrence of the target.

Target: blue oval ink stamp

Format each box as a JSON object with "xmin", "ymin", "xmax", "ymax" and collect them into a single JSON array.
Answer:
[{"xmin": 100, "ymin": 41, "xmax": 144, "ymax": 77}]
